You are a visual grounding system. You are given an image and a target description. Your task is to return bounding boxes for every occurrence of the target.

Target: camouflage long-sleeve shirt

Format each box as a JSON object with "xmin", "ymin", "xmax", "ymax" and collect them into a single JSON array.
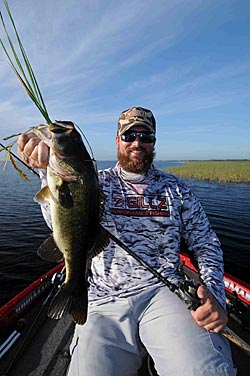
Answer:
[
  {"xmin": 39, "ymin": 163, "xmax": 226, "ymax": 308},
  {"xmin": 88, "ymin": 164, "xmax": 225, "ymax": 308}
]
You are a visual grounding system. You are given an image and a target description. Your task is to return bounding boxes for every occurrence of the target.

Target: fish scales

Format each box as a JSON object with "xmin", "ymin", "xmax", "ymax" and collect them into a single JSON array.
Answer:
[{"xmin": 35, "ymin": 121, "xmax": 107, "ymax": 325}]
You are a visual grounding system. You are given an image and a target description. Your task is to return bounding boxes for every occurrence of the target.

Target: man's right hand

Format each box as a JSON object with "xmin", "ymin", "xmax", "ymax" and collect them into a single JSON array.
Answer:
[{"xmin": 18, "ymin": 132, "xmax": 49, "ymax": 169}]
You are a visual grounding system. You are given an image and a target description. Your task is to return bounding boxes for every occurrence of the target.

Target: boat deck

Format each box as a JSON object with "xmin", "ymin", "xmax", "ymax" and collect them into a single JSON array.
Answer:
[
  {"xmin": 1, "ymin": 313, "xmax": 249, "ymax": 376},
  {"xmin": 1, "ymin": 260, "xmax": 249, "ymax": 375},
  {"xmin": 1, "ymin": 313, "xmax": 73, "ymax": 376}
]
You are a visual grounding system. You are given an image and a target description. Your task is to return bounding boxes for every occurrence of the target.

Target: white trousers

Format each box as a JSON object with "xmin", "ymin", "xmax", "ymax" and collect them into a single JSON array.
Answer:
[{"xmin": 67, "ymin": 285, "xmax": 236, "ymax": 376}]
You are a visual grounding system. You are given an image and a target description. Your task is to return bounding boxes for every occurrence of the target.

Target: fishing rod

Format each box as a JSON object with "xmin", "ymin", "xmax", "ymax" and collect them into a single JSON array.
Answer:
[
  {"xmin": 104, "ymin": 228, "xmax": 200, "ymax": 309},
  {"xmin": 3, "ymin": 145, "xmax": 250, "ymax": 356},
  {"xmin": 0, "ymin": 142, "xmax": 40, "ymax": 178},
  {"xmin": 104, "ymin": 228, "xmax": 250, "ymax": 357}
]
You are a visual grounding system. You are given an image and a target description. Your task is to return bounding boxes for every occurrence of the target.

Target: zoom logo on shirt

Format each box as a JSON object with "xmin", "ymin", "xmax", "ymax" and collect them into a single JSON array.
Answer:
[{"xmin": 111, "ymin": 194, "xmax": 170, "ymax": 217}]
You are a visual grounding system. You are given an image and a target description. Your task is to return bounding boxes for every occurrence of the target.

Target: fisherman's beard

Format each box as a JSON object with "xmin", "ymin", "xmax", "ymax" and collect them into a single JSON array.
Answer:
[{"xmin": 118, "ymin": 147, "xmax": 155, "ymax": 173}]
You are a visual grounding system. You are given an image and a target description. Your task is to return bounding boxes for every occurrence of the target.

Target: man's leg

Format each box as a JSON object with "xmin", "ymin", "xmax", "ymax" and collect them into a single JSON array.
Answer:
[
  {"xmin": 67, "ymin": 299, "xmax": 142, "ymax": 376},
  {"xmin": 139, "ymin": 286, "xmax": 237, "ymax": 376}
]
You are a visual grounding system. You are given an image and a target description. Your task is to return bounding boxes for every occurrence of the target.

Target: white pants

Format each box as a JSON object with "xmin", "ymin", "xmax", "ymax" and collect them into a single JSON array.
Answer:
[{"xmin": 67, "ymin": 285, "xmax": 236, "ymax": 376}]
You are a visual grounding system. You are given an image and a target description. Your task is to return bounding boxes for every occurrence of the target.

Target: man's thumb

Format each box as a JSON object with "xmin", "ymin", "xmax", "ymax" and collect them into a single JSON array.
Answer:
[{"xmin": 196, "ymin": 285, "xmax": 209, "ymax": 302}]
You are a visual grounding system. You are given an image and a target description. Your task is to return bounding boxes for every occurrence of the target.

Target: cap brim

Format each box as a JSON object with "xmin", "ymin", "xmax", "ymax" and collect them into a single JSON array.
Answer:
[{"xmin": 118, "ymin": 121, "xmax": 155, "ymax": 135}]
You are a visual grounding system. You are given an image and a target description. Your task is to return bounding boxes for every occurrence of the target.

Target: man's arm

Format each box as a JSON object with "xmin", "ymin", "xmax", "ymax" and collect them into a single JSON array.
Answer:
[{"xmin": 179, "ymin": 183, "xmax": 228, "ymax": 332}]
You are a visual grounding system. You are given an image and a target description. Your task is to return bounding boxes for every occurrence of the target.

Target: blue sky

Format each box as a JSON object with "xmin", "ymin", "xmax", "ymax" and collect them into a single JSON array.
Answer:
[{"xmin": 0, "ymin": 0, "xmax": 249, "ymax": 160}]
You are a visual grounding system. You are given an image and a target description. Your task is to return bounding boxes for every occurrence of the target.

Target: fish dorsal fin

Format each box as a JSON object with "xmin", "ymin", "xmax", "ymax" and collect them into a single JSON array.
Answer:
[
  {"xmin": 89, "ymin": 225, "xmax": 110, "ymax": 258},
  {"xmin": 37, "ymin": 234, "xmax": 64, "ymax": 262},
  {"xmin": 34, "ymin": 185, "xmax": 51, "ymax": 204}
]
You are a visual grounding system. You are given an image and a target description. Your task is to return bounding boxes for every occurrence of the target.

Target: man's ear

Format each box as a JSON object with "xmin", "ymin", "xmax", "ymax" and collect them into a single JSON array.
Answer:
[{"xmin": 116, "ymin": 135, "xmax": 119, "ymax": 148}]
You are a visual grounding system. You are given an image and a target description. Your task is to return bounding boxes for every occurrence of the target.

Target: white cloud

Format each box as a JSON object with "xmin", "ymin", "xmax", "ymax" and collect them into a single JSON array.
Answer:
[{"xmin": 0, "ymin": 0, "xmax": 249, "ymax": 160}]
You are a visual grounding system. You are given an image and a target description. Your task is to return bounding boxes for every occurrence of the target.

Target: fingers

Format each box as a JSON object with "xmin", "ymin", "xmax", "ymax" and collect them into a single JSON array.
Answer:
[
  {"xmin": 18, "ymin": 133, "xmax": 39, "ymax": 157},
  {"xmin": 191, "ymin": 286, "xmax": 228, "ymax": 333},
  {"xmin": 196, "ymin": 285, "xmax": 209, "ymax": 304},
  {"xmin": 18, "ymin": 132, "xmax": 49, "ymax": 169},
  {"xmin": 191, "ymin": 302, "xmax": 227, "ymax": 333},
  {"xmin": 37, "ymin": 140, "xmax": 49, "ymax": 166}
]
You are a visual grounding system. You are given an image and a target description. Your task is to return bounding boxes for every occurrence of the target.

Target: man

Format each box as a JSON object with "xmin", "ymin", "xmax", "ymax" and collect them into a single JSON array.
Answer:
[{"xmin": 18, "ymin": 107, "xmax": 236, "ymax": 375}]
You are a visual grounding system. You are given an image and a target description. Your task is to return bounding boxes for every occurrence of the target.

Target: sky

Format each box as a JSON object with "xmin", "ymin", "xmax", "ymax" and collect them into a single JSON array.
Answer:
[{"xmin": 0, "ymin": 0, "xmax": 249, "ymax": 161}]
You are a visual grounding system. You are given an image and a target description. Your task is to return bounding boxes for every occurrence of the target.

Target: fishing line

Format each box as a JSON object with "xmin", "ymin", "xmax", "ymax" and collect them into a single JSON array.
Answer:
[
  {"xmin": 3, "ymin": 135, "xmax": 250, "ymax": 356},
  {"xmin": 73, "ymin": 122, "xmax": 98, "ymax": 174},
  {"xmin": 104, "ymin": 227, "xmax": 250, "ymax": 356},
  {"xmin": 0, "ymin": 122, "xmax": 95, "ymax": 180},
  {"xmin": 74, "ymin": 123, "xmax": 95, "ymax": 159},
  {"xmin": 0, "ymin": 142, "xmax": 40, "ymax": 178}
]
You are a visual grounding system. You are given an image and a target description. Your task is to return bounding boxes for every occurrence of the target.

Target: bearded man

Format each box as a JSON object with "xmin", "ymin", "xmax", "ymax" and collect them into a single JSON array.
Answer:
[{"xmin": 18, "ymin": 106, "xmax": 236, "ymax": 376}]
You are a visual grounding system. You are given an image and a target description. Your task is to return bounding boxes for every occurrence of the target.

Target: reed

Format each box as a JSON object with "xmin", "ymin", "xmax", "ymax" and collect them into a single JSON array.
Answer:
[
  {"xmin": 165, "ymin": 160, "xmax": 250, "ymax": 183},
  {"xmin": 0, "ymin": 0, "xmax": 51, "ymax": 124},
  {"xmin": 0, "ymin": 0, "xmax": 52, "ymax": 180}
]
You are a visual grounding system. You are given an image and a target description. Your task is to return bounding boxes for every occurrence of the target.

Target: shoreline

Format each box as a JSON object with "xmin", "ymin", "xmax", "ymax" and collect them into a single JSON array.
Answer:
[{"xmin": 164, "ymin": 160, "xmax": 250, "ymax": 183}]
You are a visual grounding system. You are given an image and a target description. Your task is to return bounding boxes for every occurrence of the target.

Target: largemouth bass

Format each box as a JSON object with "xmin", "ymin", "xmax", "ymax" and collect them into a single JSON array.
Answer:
[{"xmin": 34, "ymin": 121, "xmax": 108, "ymax": 325}]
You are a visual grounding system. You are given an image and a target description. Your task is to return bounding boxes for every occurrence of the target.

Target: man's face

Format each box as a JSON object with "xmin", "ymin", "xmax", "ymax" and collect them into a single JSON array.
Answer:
[{"xmin": 116, "ymin": 125, "xmax": 155, "ymax": 173}]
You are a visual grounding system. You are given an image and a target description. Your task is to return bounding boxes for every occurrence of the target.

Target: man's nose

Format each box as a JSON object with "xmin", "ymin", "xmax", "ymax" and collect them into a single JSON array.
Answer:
[{"xmin": 132, "ymin": 136, "xmax": 142, "ymax": 145}]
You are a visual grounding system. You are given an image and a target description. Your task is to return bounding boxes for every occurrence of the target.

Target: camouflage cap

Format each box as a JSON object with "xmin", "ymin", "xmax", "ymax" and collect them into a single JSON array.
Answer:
[{"xmin": 117, "ymin": 106, "xmax": 156, "ymax": 135}]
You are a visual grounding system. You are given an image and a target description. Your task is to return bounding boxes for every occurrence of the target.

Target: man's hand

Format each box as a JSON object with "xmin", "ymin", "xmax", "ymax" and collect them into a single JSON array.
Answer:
[
  {"xmin": 191, "ymin": 285, "xmax": 228, "ymax": 333},
  {"xmin": 18, "ymin": 132, "xmax": 49, "ymax": 169}
]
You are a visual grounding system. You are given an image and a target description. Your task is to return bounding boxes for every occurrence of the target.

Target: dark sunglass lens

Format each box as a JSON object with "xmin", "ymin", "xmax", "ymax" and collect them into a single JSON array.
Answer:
[
  {"xmin": 121, "ymin": 133, "xmax": 136, "ymax": 142},
  {"xmin": 121, "ymin": 132, "xmax": 155, "ymax": 143},
  {"xmin": 140, "ymin": 134, "xmax": 155, "ymax": 143}
]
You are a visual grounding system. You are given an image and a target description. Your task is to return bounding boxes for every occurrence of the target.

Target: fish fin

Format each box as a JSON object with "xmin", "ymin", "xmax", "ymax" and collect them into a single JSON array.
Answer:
[
  {"xmin": 89, "ymin": 225, "xmax": 110, "ymax": 258},
  {"xmin": 48, "ymin": 283, "xmax": 88, "ymax": 325},
  {"xmin": 34, "ymin": 185, "xmax": 51, "ymax": 204},
  {"xmin": 36, "ymin": 178, "xmax": 73, "ymax": 208},
  {"xmin": 37, "ymin": 235, "xmax": 64, "ymax": 262}
]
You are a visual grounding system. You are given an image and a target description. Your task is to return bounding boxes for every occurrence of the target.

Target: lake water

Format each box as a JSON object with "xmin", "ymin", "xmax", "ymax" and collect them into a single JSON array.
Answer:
[{"xmin": 0, "ymin": 160, "xmax": 249, "ymax": 306}]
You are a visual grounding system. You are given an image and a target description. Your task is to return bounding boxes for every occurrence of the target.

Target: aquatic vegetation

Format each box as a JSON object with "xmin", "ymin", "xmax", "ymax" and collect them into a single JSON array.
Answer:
[
  {"xmin": 0, "ymin": 0, "xmax": 53, "ymax": 179},
  {"xmin": 165, "ymin": 161, "xmax": 250, "ymax": 183},
  {"xmin": 0, "ymin": 0, "xmax": 51, "ymax": 124}
]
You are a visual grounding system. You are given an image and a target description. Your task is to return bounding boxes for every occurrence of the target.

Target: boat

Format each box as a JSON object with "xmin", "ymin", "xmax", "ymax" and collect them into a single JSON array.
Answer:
[{"xmin": 0, "ymin": 253, "xmax": 249, "ymax": 376}]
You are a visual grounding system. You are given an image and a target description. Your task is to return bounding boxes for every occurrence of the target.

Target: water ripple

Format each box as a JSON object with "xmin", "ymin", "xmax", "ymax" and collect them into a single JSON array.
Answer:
[{"xmin": 0, "ymin": 162, "xmax": 249, "ymax": 306}]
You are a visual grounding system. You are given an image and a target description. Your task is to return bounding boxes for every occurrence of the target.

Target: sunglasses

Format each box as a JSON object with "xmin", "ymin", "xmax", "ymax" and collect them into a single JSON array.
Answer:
[{"xmin": 121, "ymin": 131, "xmax": 155, "ymax": 144}]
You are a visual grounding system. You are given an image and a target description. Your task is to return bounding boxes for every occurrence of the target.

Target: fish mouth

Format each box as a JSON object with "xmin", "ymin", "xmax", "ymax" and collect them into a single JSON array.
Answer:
[{"xmin": 49, "ymin": 120, "xmax": 75, "ymax": 134}]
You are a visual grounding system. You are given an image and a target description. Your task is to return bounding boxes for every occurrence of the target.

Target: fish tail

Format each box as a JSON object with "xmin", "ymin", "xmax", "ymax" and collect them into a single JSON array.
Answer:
[{"xmin": 48, "ymin": 283, "xmax": 88, "ymax": 325}]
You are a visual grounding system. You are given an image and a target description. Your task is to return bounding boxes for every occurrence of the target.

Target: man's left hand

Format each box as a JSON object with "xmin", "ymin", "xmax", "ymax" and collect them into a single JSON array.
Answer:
[{"xmin": 191, "ymin": 285, "xmax": 228, "ymax": 333}]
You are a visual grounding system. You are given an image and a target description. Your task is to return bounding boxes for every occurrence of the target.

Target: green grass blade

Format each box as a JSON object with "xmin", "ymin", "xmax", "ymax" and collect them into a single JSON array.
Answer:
[
  {"xmin": 0, "ymin": 37, "xmax": 50, "ymax": 122},
  {"xmin": 0, "ymin": 11, "xmax": 34, "ymax": 95},
  {"xmin": 3, "ymin": 1, "xmax": 46, "ymax": 108},
  {"xmin": 0, "ymin": 1, "xmax": 52, "ymax": 124}
]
